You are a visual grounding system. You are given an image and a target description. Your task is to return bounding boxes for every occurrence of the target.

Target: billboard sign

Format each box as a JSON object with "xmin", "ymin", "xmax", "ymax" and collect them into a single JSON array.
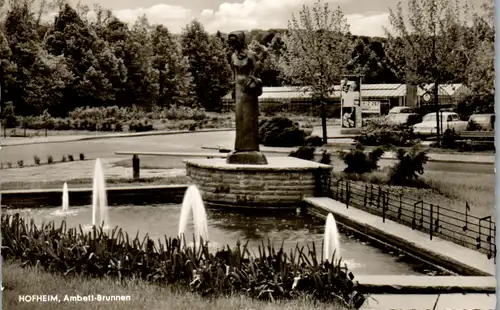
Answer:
[
  {"xmin": 361, "ymin": 101, "xmax": 381, "ymax": 114},
  {"xmin": 341, "ymin": 77, "xmax": 362, "ymax": 128}
]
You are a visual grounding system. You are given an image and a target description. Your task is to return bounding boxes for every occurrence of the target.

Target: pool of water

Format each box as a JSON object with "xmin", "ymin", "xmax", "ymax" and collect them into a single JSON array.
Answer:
[{"xmin": 8, "ymin": 204, "xmax": 445, "ymax": 275}]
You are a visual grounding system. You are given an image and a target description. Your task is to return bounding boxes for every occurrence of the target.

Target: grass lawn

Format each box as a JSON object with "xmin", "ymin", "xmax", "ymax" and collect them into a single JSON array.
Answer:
[
  {"xmin": 3, "ymin": 261, "xmax": 346, "ymax": 310},
  {"xmin": 338, "ymin": 168, "xmax": 495, "ymax": 218}
]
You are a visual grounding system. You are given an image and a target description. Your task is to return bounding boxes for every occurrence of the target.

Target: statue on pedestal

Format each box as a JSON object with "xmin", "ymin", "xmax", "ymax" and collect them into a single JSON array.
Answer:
[{"xmin": 226, "ymin": 31, "xmax": 268, "ymax": 165}]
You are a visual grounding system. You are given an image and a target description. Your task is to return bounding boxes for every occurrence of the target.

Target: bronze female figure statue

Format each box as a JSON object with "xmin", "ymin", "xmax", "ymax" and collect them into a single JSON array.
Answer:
[{"xmin": 226, "ymin": 31, "xmax": 268, "ymax": 165}]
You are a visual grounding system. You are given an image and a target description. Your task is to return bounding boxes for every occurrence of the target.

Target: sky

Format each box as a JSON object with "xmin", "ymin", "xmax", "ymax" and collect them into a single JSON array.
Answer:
[{"xmin": 50, "ymin": 0, "xmax": 403, "ymax": 36}]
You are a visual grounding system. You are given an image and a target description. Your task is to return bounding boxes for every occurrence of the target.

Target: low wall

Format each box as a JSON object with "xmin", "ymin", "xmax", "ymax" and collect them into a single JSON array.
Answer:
[
  {"xmin": 185, "ymin": 157, "xmax": 332, "ymax": 209},
  {"xmin": 1, "ymin": 185, "xmax": 188, "ymax": 208}
]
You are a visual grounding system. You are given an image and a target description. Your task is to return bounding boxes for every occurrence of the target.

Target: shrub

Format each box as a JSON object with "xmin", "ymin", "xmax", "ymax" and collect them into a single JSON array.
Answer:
[
  {"xmin": 17, "ymin": 160, "xmax": 24, "ymax": 168},
  {"xmin": 439, "ymin": 129, "xmax": 459, "ymax": 149},
  {"xmin": 320, "ymin": 150, "xmax": 332, "ymax": 165},
  {"xmin": 34, "ymin": 155, "xmax": 41, "ymax": 165},
  {"xmin": 129, "ymin": 121, "xmax": 154, "ymax": 132},
  {"xmin": 68, "ymin": 154, "xmax": 74, "ymax": 161},
  {"xmin": 305, "ymin": 135, "xmax": 324, "ymax": 146},
  {"xmin": 258, "ymin": 117, "xmax": 306, "ymax": 147},
  {"xmin": 389, "ymin": 146, "xmax": 429, "ymax": 186},
  {"xmin": 6, "ymin": 162, "xmax": 12, "ymax": 168},
  {"xmin": 47, "ymin": 155, "xmax": 54, "ymax": 164},
  {"xmin": 289, "ymin": 146, "xmax": 316, "ymax": 161},
  {"xmin": 61, "ymin": 155, "xmax": 67, "ymax": 162},
  {"xmin": 114, "ymin": 122, "xmax": 123, "ymax": 132},
  {"xmin": 1, "ymin": 102, "xmax": 18, "ymax": 128},
  {"xmin": 79, "ymin": 153, "xmax": 85, "ymax": 161},
  {"xmin": 100, "ymin": 119, "xmax": 115, "ymax": 132},
  {"xmin": 466, "ymin": 119, "xmax": 482, "ymax": 131},
  {"xmin": 0, "ymin": 163, "xmax": 3, "ymax": 169},
  {"xmin": 1, "ymin": 214, "xmax": 366, "ymax": 308},
  {"xmin": 339, "ymin": 144, "xmax": 385, "ymax": 174},
  {"xmin": 356, "ymin": 117, "xmax": 417, "ymax": 147}
]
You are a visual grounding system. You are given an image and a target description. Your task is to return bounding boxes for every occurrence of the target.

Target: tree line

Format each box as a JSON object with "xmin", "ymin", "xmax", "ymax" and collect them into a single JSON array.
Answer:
[{"xmin": 0, "ymin": 0, "xmax": 493, "ymax": 117}]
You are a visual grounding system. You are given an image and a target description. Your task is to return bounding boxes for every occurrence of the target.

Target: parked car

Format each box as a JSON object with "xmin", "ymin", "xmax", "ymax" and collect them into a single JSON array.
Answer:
[
  {"xmin": 386, "ymin": 113, "xmax": 422, "ymax": 126},
  {"xmin": 413, "ymin": 112, "xmax": 468, "ymax": 137},
  {"xmin": 388, "ymin": 107, "xmax": 415, "ymax": 114},
  {"xmin": 466, "ymin": 114, "xmax": 495, "ymax": 131}
]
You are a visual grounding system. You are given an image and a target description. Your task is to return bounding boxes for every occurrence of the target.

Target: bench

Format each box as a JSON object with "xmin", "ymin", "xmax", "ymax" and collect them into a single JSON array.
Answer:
[{"xmin": 114, "ymin": 151, "xmax": 228, "ymax": 179}]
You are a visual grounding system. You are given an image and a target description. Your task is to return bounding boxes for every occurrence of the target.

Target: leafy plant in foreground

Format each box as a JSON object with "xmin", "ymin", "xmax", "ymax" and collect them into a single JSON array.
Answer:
[{"xmin": 1, "ymin": 214, "xmax": 366, "ymax": 308}]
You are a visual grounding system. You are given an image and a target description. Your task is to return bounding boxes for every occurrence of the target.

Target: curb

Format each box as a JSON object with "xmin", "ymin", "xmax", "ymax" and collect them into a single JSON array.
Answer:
[
  {"xmin": 201, "ymin": 146, "xmax": 495, "ymax": 165},
  {"xmin": 0, "ymin": 128, "xmax": 236, "ymax": 147}
]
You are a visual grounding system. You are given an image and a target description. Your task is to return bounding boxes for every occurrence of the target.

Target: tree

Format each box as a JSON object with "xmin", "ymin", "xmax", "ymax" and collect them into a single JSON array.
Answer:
[
  {"xmin": 151, "ymin": 25, "xmax": 194, "ymax": 107},
  {"xmin": 385, "ymin": 0, "xmax": 472, "ymax": 140},
  {"xmin": 248, "ymin": 39, "xmax": 280, "ymax": 86},
  {"xmin": 347, "ymin": 36, "xmax": 399, "ymax": 84},
  {"xmin": 3, "ymin": 0, "xmax": 68, "ymax": 115},
  {"xmin": 120, "ymin": 16, "xmax": 159, "ymax": 109},
  {"xmin": 181, "ymin": 20, "xmax": 231, "ymax": 111},
  {"xmin": 462, "ymin": 0, "xmax": 494, "ymax": 113},
  {"xmin": 278, "ymin": 0, "xmax": 353, "ymax": 143},
  {"xmin": 0, "ymin": 29, "xmax": 17, "ymax": 113}
]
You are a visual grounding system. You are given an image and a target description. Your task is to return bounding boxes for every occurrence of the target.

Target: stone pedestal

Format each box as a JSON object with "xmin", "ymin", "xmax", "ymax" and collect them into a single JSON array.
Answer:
[
  {"xmin": 184, "ymin": 157, "xmax": 333, "ymax": 209},
  {"xmin": 226, "ymin": 150, "xmax": 268, "ymax": 165}
]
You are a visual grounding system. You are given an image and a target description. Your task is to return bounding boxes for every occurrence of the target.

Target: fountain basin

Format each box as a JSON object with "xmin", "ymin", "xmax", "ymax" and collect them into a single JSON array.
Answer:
[
  {"xmin": 5, "ymin": 204, "xmax": 445, "ymax": 276},
  {"xmin": 1, "ymin": 185, "xmax": 187, "ymax": 208},
  {"xmin": 184, "ymin": 157, "xmax": 332, "ymax": 209}
]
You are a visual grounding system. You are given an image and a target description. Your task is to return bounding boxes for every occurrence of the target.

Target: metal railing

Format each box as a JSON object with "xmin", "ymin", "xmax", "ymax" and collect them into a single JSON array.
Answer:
[{"xmin": 331, "ymin": 179, "xmax": 496, "ymax": 260}]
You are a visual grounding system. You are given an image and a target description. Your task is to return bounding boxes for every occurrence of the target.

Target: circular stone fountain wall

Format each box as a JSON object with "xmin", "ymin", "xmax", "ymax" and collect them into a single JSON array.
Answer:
[{"xmin": 184, "ymin": 157, "xmax": 333, "ymax": 209}]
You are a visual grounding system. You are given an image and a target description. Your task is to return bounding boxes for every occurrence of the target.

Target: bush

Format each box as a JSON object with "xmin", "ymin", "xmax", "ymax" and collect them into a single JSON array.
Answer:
[
  {"xmin": 339, "ymin": 144, "xmax": 385, "ymax": 174},
  {"xmin": 68, "ymin": 154, "xmax": 74, "ymax": 161},
  {"xmin": 1, "ymin": 214, "xmax": 367, "ymax": 308},
  {"xmin": 320, "ymin": 150, "xmax": 332, "ymax": 165},
  {"xmin": 79, "ymin": 153, "xmax": 85, "ymax": 161},
  {"xmin": 129, "ymin": 121, "xmax": 154, "ymax": 132},
  {"xmin": 258, "ymin": 117, "xmax": 306, "ymax": 147},
  {"xmin": 47, "ymin": 155, "xmax": 54, "ymax": 164},
  {"xmin": 17, "ymin": 160, "xmax": 24, "ymax": 168},
  {"xmin": 305, "ymin": 135, "xmax": 324, "ymax": 146},
  {"xmin": 356, "ymin": 117, "xmax": 417, "ymax": 147},
  {"xmin": 6, "ymin": 162, "xmax": 12, "ymax": 168},
  {"xmin": 289, "ymin": 146, "xmax": 316, "ymax": 161},
  {"xmin": 1, "ymin": 102, "xmax": 18, "ymax": 128},
  {"xmin": 466, "ymin": 119, "xmax": 483, "ymax": 131},
  {"xmin": 61, "ymin": 155, "xmax": 67, "ymax": 162},
  {"xmin": 389, "ymin": 146, "xmax": 429, "ymax": 186},
  {"xmin": 439, "ymin": 129, "xmax": 459, "ymax": 149},
  {"xmin": 34, "ymin": 155, "xmax": 41, "ymax": 165},
  {"xmin": 114, "ymin": 122, "xmax": 123, "ymax": 132}
]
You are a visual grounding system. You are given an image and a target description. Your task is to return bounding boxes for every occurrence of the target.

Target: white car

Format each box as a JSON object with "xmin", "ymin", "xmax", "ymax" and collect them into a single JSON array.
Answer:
[
  {"xmin": 388, "ymin": 107, "xmax": 415, "ymax": 114},
  {"xmin": 413, "ymin": 112, "xmax": 468, "ymax": 137}
]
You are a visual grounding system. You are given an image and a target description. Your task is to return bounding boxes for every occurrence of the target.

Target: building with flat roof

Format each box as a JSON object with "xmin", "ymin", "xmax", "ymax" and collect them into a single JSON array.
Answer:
[{"xmin": 222, "ymin": 83, "xmax": 469, "ymax": 115}]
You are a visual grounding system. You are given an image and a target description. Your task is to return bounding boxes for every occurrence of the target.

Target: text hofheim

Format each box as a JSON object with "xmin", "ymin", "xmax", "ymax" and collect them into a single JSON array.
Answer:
[{"xmin": 19, "ymin": 295, "xmax": 132, "ymax": 302}]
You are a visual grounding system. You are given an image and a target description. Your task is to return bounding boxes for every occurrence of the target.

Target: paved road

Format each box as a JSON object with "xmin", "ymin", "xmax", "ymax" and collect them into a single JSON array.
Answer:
[{"xmin": 0, "ymin": 131, "xmax": 494, "ymax": 175}]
